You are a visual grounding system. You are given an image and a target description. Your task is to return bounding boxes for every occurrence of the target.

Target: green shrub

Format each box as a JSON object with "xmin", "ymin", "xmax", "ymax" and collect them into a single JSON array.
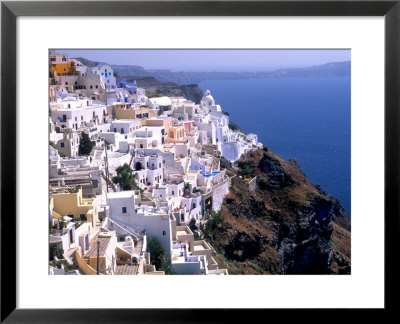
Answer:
[
  {"xmin": 78, "ymin": 132, "xmax": 94, "ymax": 156},
  {"xmin": 220, "ymin": 156, "xmax": 231, "ymax": 170},
  {"xmin": 237, "ymin": 161, "xmax": 254, "ymax": 178},
  {"xmin": 148, "ymin": 237, "xmax": 175, "ymax": 274},
  {"xmin": 112, "ymin": 163, "xmax": 140, "ymax": 191},
  {"xmin": 49, "ymin": 243, "xmax": 63, "ymax": 261}
]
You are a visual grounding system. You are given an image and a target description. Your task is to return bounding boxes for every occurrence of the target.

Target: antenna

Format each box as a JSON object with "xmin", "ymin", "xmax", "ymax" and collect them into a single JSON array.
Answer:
[
  {"xmin": 104, "ymin": 145, "xmax": 109, "ymax": 193},
  {"xmin": 96, "ymin": 240, "xmax": 100, "ymax": 275}
]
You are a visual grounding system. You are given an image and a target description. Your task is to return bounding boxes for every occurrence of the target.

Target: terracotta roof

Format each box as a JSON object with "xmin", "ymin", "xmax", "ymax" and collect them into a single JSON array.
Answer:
[
  {"xmin": 115, "ymin": 264, "xmax": 138, "ymax": 275},
  {"xmin": 84, "ymin": 237, "xmax": 110, "ymax": 258}
]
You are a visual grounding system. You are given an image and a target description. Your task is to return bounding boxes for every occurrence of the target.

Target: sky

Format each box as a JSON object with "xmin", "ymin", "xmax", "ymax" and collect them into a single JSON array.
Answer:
[{"xmin": 57, "ymin": 49, "xmax": 350, "ymax": 72}]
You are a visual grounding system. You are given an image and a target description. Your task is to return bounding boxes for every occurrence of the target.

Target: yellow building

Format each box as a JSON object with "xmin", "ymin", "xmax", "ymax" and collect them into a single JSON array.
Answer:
[
  {"xmin": 51, "ymin": 187, "xmax": 99, "ymax": 226},
  {"xmin": 113, "ymin": 103, "xmax": 150, "ymax": 123},
  {"xmin": 168, "ymin": 124, "xmax": 185, "ymax": 140},
  {"xmin": 49, "ymin": 53, "xmax": 79, "ymax": 77}
]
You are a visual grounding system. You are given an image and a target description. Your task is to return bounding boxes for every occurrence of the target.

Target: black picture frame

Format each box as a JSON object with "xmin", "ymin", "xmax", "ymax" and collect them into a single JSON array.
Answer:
[{"xmin": 1, "ymin": 0, "xmax": 399, "ymax": 322}]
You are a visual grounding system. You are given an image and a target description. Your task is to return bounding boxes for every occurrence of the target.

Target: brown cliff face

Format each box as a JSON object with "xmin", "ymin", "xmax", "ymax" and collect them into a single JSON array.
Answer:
[{"xmin": 203, "ymin": 148, "xmax": 351, "ymax": 274}]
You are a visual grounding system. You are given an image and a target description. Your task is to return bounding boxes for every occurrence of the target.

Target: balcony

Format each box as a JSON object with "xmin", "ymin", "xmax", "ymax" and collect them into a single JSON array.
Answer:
[{"xmin": 176, "ymin": 226, "xmax": 194, "ymax": 244}]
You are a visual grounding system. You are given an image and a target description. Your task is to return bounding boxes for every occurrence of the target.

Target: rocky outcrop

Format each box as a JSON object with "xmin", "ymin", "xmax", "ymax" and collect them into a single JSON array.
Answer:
[
  {"xmin": 203, "ymin": 149, "xmax": 351, "ymax": 274},
  {"xmin": 258, "ymin": 153, "xmax": 295, "ymax": 188},
  {"xmin": 125, "ymin": 76, "xmax": 203, "ymax": 103}
]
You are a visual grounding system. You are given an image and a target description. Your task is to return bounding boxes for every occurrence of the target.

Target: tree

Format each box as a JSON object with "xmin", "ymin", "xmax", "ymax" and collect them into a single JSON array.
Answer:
[
  {"xmin": 148, "ymin": 237, "xmax": 165, "ymax": 270},
  {"xmin": 78, "ymin": 132, "xmax": 94, "ymax": 156},
  {"xmin": 189, "ymin": 218, "xmax": 197, "ymax": 233},
  {"xmin": 220, "ymin": 156, "xmax": 232, "ymax": 170},
  {"xmin": 183, "ymin": 182, "xmax": 191, "ymax": 197},
  {"xmin": 49, "ymin": 243, "xmax": 63, "ymax": 261},
  {"xmin": 238, "ymin": 161, "xmax": 255, "ymax": 178},
  {"xmin": 148, "ymin": 237, "xmax": 176, "ymax": 274},
  {"xmin": 202, "ymin": 210, "xmax": 223, "ymax": 242},
  {"xmin": 112, "ymin": 163, "xmax": 140, "ymax": 191}
]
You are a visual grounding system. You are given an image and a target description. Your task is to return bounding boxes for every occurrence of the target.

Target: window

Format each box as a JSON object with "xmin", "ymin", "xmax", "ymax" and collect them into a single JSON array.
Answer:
[
  {"xmin": 96, "ymin": 85, "xmax": 98, "ymax": 89},
  {"xmin": 74, "ymin": 116, "xmax": 77, "ymax": 121},
  {"xmin": 172, "ymin": 191, "xmax": 175, "ymax": 195},
  {"xmin": 75, "ymin": 81, "xmax": 78, "ymax": 85},
  {"xmin": 60, "ymin": 143, "xmax": 64, "ymax": 147},
  {"xmin": 65, "ymin": 82, "xmax": 68, "ymax": 85},
  {"xmin": 122, "ymin": 207, "xmax": 127, "ymax": 214},
  {"xmin": 81, "ymin": 116, "xmax": 83, "ymax": 121},
  {"xmin": 90, "ymin": 85, "xmax": 93, "ymax": 89},
  {"xmin": 162, "ymin": 230, "xmax": 166, "ymax": 236}
]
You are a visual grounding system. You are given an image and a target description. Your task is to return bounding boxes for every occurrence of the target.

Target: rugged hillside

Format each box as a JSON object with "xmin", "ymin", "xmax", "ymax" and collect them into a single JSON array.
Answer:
[
  {"xmin": 75, "ymin": 56, "xmax": 350, "ymax": 84},
  {"xmin": 124, "ymin": 75, "xmax": 203, "ymax": 104},
  {"xmin": 202, "ymin": 148, "xmax": 351, "ymax": 274},
  {"xmin": 113, "ymin": 61, "xmax": 350, "ymax": 84}
]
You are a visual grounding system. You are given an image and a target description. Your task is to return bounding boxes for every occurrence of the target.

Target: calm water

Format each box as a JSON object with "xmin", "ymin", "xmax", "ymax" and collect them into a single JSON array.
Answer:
[{"xmin": 199, "ymin": 77, "xmax": 351, "ymax": 216}]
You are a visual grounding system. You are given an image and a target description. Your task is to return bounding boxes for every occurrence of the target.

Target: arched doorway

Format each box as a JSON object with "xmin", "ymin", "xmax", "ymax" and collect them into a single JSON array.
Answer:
[{"xmin": 135, "ymin": 162, "xmax": 143, "ymax": 170}]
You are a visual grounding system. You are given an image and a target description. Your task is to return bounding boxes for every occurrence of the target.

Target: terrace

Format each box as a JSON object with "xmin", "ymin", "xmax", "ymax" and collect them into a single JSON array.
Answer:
[
  {"xmin": 176, "ymin": 226, "xmax": 194, "ymax": 244},
  {"xmin": 193, "ymin": 240, "xmax": 211, "ymax": 252},
  {"xmin": 208, "ymin": 269, "xmax": 228, "ymax": 276}
]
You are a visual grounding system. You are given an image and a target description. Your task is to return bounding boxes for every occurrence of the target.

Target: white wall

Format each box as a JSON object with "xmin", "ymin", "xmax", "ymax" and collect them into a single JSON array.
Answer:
[{"xmin": 221, "ymin": 142, "xmax": 241, "ymax": 162}]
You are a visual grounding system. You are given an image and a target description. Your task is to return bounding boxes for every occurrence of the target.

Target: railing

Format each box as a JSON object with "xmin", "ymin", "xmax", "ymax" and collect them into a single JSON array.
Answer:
[
  {"xmin": 108, "ymin": 217, "xmax": 144, "ymax": 241},
  {"xmin": 107, "ymin": 217, "xmax": 140, "ymax": 242}
]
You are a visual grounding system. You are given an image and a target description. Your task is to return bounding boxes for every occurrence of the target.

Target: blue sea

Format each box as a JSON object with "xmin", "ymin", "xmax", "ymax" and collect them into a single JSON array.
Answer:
[{"xmin": 199, "ymin": 77, "xmax": 351, "ymax": 217}]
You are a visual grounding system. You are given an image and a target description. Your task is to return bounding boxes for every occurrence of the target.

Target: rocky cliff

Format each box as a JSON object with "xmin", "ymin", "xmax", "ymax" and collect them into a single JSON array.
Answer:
[
  {"xmin": 202, "ymin": 147, "xmax": 351, "ymax": 274},
  {"xmin": 124, "ymin": 76, "xmax": 203, "ymax": 103}
]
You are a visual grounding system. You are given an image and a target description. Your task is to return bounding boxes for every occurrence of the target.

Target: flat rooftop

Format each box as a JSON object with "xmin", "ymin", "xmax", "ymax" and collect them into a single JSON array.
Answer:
[
  {"xmin": 112, "ymin": 119, "xmax": 141, "ymax": 123},
  {"xmin": 115, "ymin": 264, "xmax": 138, "ymax": 275},
  {"xmin": 193, "ymin": 241, "xmax": 210, "ymax": 251},
  {"xmin": 107, "ymin": 191, "xmax": 136, "ymax": 199}
]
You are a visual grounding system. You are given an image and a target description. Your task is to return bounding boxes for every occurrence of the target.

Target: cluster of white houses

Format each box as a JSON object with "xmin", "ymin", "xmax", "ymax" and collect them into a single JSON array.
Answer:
[{"xmin": 49, "ymin": 53, "xmax": 261, "ymax": 275}]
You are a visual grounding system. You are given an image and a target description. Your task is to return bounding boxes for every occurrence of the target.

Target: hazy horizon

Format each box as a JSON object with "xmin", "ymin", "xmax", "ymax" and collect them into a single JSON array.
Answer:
[{"xmin": 55, "ymin": 49, "xmax": 350, "ymax": 72}]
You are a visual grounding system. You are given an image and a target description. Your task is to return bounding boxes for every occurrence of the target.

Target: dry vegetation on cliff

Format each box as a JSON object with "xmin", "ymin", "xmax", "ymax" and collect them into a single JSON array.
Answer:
[{"xmin": 202, "ymin": 148, "xmax": 351, "ymax": 274}]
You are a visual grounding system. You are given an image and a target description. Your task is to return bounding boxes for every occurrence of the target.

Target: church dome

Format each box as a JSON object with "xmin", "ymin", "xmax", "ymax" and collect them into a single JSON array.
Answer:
[{"xmin": 202, "ymin": 90, "xmax": 215, "ymax": 105}]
